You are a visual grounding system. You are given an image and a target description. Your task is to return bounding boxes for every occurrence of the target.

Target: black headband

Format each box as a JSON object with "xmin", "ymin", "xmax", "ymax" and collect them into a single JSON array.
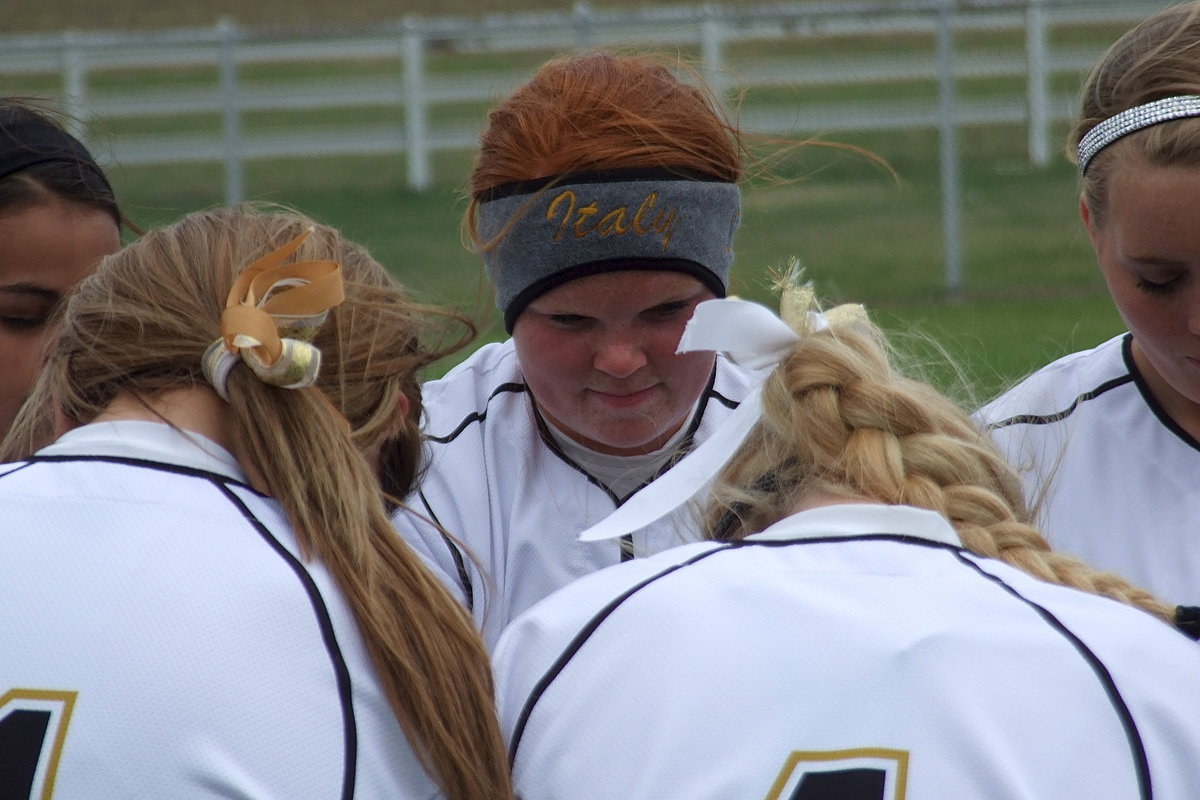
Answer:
[{"xmin": 0, "ymin": 115, "xmax": 113, "ymax": 196}]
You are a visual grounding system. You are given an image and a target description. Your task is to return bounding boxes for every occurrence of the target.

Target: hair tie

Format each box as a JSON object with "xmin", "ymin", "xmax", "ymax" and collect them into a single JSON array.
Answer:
[
  {"xmin": 201, "ymin": 228, "xmax": 345, "ymax": 401},
  {"xmin": 578, "ymin": 274, "xmax": 866, "ymax": 543}
]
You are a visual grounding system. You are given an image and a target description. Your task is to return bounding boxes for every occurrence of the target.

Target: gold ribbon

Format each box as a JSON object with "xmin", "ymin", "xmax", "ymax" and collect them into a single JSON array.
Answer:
[
  {"xmin": 202, "ymin": 228, "xmax": 345, "ymax": 401},
  {"xmin": 773, "ymin": 255, "xmax": 867, "ymax": 335}
]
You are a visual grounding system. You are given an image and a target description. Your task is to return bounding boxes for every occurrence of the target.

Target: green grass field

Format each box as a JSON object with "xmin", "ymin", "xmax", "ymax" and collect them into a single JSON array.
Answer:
[
  {"xmin": 7, "ymin": 1, "xmax": 1140, "ymax": 401},
  {"xmin": 100, "ymin": 134, "xmax": 1121, "ymax": 403}
]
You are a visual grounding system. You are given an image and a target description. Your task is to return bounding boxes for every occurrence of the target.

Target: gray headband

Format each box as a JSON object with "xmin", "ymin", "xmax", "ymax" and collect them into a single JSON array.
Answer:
[{"xmin": 476, "ymin": 169, "xmax": 741, "ymax": 332}]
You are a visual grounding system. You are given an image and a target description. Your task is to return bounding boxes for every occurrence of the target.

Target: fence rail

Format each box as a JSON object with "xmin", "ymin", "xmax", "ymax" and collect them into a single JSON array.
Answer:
[{"xmin": 0, "ymin": 0, "xmax": 1170, "ymax": 294}]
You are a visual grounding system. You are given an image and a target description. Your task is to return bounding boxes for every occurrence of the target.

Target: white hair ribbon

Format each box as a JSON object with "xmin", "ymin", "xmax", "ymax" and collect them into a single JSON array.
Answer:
[
  {"xmin": 579, "ymin": 297, "xmax": 800, "ymax": 542},
  {"xmin": 579, "ymin": 294, "xmax": 867, "ymax": 542}
]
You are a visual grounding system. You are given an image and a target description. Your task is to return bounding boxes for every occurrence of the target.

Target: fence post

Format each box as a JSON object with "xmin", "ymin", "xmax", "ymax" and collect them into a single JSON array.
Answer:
[
  {"xmin": 60, "ymin": 30, "xmax": 89, "ymax": 142},
  {"xmin": 701, "ymin": 6, "xmax": 728, "ymax": 102},
  {"xmin": 402, "ymin": 21, "xmax": 430, "ymax": 192},
  {"xmin": 573, "ymin": 1, "xmax": 594, "ymax": 49},
  {"xmin": 218, "ymin": 17, "xmax": 245, "ymax": 205},
  {"xmin": 1025, "ymin": 0, "xmax": 1050, "ymax": 166},
  {"xmin": 936, "ymin": 0, "xmax": 963, "ymax": 299}
]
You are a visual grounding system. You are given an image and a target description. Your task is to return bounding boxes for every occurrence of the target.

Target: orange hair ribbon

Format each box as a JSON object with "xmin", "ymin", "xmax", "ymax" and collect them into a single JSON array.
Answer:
[{"xmin": 202, "ymin": 228, "xmax": 345, "ymax": 401}]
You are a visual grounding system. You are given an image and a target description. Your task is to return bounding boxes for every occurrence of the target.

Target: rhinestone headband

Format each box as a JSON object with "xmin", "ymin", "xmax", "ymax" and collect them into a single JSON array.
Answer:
[{"xmin": 1077, "ymin": 95, "xmax": 1200, "ymax": 175}]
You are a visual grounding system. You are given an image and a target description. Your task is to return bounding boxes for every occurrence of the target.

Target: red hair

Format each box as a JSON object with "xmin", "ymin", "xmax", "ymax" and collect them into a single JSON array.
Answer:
[{"xmin": 469, "ymin": 52, "xmax": 742, "ymax": 195}]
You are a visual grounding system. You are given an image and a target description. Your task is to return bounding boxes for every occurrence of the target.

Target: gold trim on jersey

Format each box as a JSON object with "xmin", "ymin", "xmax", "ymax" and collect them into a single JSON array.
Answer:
[
  {"xmin": 1, "ymin": 688, "xmax": 79, "ymax": 800},
  {"xmin": 764, "ymin": 747, "xmax": 910, "ymax": 800}
]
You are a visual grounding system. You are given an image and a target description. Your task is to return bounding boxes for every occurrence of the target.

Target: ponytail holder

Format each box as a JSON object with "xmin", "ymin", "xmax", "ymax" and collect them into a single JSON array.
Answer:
[
  {"xmin": 778, "ymin": 257, "xmax": 869, "ymax": 337},
  {"xmin": 578, "ymin": 285, "xmax": 866, "ymax": 543},
  {"xmin": 201, "ymin": 228, "xmax": 345, "ymax": 401}
]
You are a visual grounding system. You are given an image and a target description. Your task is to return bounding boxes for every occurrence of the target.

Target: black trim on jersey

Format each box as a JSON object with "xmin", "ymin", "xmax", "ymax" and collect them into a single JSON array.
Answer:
[
  {"xmin": 412, "ymin": 380, "xmax": 526, "ymax": 607},
  {"xmin": 419, "ymin": 361, "xmax": 741, "ymax": 570},
  {"xmin": 953, "ymin": 552, "xmax": 1151, "ymax": 800},
  {"xmin": 526, "ymin": 400, "xmax": 642, "ymax": 560},
  {"xmin": 508, "ymin": 533, "xmax": 961, "ymax": 764},
  {"xmin": 508, "ymin": 533, "xmax": 1154, "ymax": 799},
  {"xmin": 425, "ymin": 382, "xmax": 528, "ymax": 444},
  {"xmin": 21, "ymin": 453, "xmax": 263, "ymax": 493},
  {"xmin": 1122, "ymin": 336, "xmax": 1200, "ymax": 452},
  {"xmin": 215, "ymin": 482, "xmax": 359, "ymax": 800},
  {"xmin": 417, "ymin": 489, "xmax": 475, "ymax": 614},
  {"xmin": 985, "ymin": 374, "xmax": 1133, "ymax": 429},
  {"xmin": 5, "ymin": 456, "xmax": 361, "ymax": 797},
  {"xmin": 986, "ymin": 334, "xmax": 1136, "ymax": 430},
  {"xmin": 530, "ymin": 363, "xmax": 725, "ymax": 506},
  {"xmin": 0, "ymin": 461, "xmax": 36, "ymax": 479},
  {"xmin": 507, "ymin": 539, "xmax": 732, "ymax": 763},
  {"xmin": 530, "ymin": 364, "xmax": 724, "ymax": 563},
  {"xmin": 986, "ymin": 334, "xmax": 1200, "ymax": 452},
  {"xmin": 708, "ymin": 386, "xmax": 740, "ymax": 411}
]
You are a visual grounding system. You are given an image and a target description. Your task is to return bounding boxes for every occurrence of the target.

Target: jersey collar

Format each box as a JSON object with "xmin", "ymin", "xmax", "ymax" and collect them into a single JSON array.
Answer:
[
  {"xmin": 748, "ymin": 503, "xmax": 963, "ymax": 547},
  {"xmin": 38, "ymin": 419, "xmax": 247, "ymax": 483}
]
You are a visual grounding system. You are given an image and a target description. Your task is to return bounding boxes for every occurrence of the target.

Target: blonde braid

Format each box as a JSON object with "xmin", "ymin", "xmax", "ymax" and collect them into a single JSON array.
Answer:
[{"xmin": 706, "ymin": 321, "xmax": 1175, "ymax": 626}]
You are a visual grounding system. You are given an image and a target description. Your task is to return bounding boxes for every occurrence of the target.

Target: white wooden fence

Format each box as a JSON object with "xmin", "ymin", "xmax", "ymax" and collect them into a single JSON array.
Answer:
[{"xmin": 0, "ymin": 0, "xmax": 1170, "ymax": 294}]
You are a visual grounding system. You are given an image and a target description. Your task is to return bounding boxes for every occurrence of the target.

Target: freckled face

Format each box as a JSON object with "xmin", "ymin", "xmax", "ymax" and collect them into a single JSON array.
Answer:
[
  {"xmin": 1083, "ymin": 159, "xmax": 1200, "ymax": 423},
  {"xmin": 0, "ymin": 200, "xmax": 121, "ymax": 436},
  {"xmin": 512, "ymin": 270, "xmax": 717, "ymax": 456}
]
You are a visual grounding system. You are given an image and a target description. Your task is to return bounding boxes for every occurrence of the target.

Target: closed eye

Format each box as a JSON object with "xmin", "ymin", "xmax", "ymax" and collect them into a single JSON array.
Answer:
[
  {"xmin": 0, "ymin": 314, "xmax": 50, "ymax": 332},
  {"xmin": 1135, "ymin": 275, "xmax": 1184, "ymax": 295},
  {"xmin": 643, "ymin": 300, "xmax": 691, "ymax": 321},
  {"xmin": 547, "ymin": 313, "xmax": 592, "ymax": 329},
  {"xmin": 0, "ymin": 288, "xmax": 59, "ymax": 334}
]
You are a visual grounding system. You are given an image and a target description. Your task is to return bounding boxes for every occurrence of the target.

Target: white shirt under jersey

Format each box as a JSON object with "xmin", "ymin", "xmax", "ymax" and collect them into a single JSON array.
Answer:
[
  {"xmin": 493, "ymin": 503, "xmax": 1200, "ymax": 800},
  {"xmin": 392, "ymin": 338, "xmax": 762, "ymax": 648},
  {"xmin": 978, "ymin": 333, "xmax": 1200, "ymax": 610},
  {"xmin": 0, "ymin": 421, "xmax": 439, "ymax": 799}
]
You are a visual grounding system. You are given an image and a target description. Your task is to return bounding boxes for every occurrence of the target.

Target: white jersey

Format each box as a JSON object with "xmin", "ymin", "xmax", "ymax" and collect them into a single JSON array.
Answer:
[
  {"xmin": 978, "ymin": 333, "xmax": 1200, "ymax": 609},
  {"xmin": 0, "ymin": 421, "xmax": 439, "ymax": 799},
  {"xmin": 392, "ymin": 338, "xmax": 762, "ymax": 648},
  {"xmin": 493, "ymin": 504, "xmax": 1200, "ymax": 800}
]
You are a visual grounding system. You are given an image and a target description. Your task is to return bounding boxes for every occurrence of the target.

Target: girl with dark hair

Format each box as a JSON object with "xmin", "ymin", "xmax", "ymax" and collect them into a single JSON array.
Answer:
[{"xmin": 0, "ymin": 99, "xmax": 125, "ymax": 436}]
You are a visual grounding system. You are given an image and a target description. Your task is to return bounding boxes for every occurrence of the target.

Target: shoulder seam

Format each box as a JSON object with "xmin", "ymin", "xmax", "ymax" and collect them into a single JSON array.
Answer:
[
  {"xmin": 19, "ymin": 454, "xmax": 263, "ymax": 493},
  {"xmin": 417, "ymin": 489, "xmax": 475, "ymax": 614},
  {"xmin": 507, "ymin": 542, "xmax": 734, "ymax": 765},
  {"xmin": 427, "ymin": 382, "xmax": 527, "ymax": 444},
  {"xmin": 507, "ymin": 533, "xmax": 960, "ymax": 765},
  {"xmin": 214, "ymin": 482, "xmax": 359, "ymax": 800},
  {"xmin": 0, "ymin": 461, "xmax": 35, "ymax": 480},
  {"xmin": 954, "ymin": 552, "xmax": 1150, "ymax": 799},
  {"xmin": 986, "ymin": 374, "xmax": 1133, "ymax": 429}
]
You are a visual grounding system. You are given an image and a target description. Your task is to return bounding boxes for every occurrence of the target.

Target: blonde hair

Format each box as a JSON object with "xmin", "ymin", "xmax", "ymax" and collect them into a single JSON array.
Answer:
[
  {"xmin": 2, "ymin": 205, "xmax": 512, "ymax": 800},
  {"xmin": 1074, "ymin": 1, "xmax": 1200, "ymax": 225},
  {"xmin": 704, "ymin": 318, "xmax": 1176, "ymax": 625}
]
